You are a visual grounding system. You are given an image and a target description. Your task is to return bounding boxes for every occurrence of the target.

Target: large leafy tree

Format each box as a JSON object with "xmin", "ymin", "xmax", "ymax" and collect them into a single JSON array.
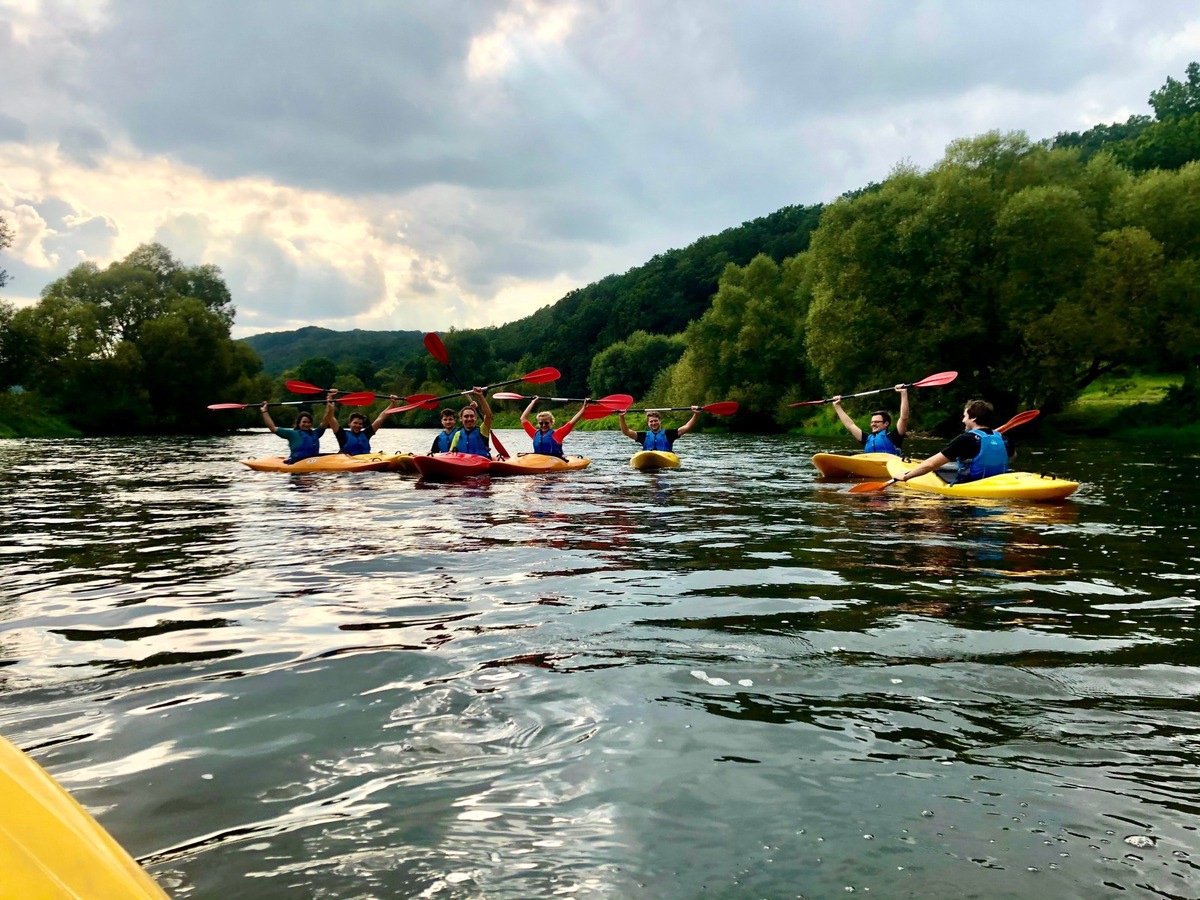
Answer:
[{"xmin": 588, "ymin": 330, "xmax": 685, "ymax": 399}]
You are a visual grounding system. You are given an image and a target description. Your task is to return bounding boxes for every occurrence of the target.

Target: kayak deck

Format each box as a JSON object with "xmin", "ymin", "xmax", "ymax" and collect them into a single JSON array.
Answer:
[
  {"xmin": 489, "ymin": 454, "xmax": 591, "ymax": 476},
  {"xmin": 812, "ymin": 452, "xmax": 902, "ymax": 479},
  {"xmin": 630, "ymin": 450, "xmax": 680, "ymax": 470},
  {"xmin": 352, "ymin": 452, "xmax": 418, "ymax": 473},
  {"xmin": 412, "ymin": 452, "xmax": 493, "ymax": 480},
  {"xmin": 884, "ymin": 458, "xmax": 1079, "ymax": 501},
  {"xmin": 241, "ymin": 454, "xmax": 392, "ymax": 473},
  {"xmin": 1, "ymin": 734, "xmax": 167, "ymax": 898}
]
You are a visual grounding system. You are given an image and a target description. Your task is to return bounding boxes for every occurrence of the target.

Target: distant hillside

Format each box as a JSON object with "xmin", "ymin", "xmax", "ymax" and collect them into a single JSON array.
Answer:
[{"xmin": 242, "ymin": 326, "xmax": 425, "ymax": 375}]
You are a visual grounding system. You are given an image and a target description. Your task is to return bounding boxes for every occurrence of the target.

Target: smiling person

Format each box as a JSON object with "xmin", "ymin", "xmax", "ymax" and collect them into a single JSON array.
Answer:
[
  {"xmin": 261, "ymin": 394, "xmax": 328, "ymax": 463},
  {"xmin": 448, "ymin": 390, "xmax": 493, "ymax": 458},
  {"xmin": 894, "ymin": 399, "xmax": 1012, "ymax": 485},
  {"xmin": 429, "ymin": 408, "xmax": 460, "ymax": 453},
  {"xmin": 322, "ymin": 393, "xmax": 398, "ymax": 455},
  {"xmin": 520, "ymin": 396, "xmax": 589, "ymax": 457},
  {"xmin": 618, "ymin": 407, "xmax": 699, "ymax": 451},
  {"xmin": 832, "ymin": 385, "xmax": 909, "ymax": 455}
]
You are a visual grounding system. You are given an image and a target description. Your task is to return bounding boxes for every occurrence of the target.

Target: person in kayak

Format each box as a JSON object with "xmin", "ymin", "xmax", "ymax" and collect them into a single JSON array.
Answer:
[
  {"xmin": 520, "ymin": 397, "xmax": 590, "ymax": 457},
  {"xmin": 893, "ymin": 399, "xmax": 1012, "ymax": 485},
  {"xmin": 618, "ymin": 407, "xmax": 699, "ymax": 451},
  {"xmin": 449, "ymin": 390, "xmax": 494, "ymax": 458},
  {"xmin": 261, "ymin": 397, "xmax": 327, "ymax": 463},
  {"xmin": 831, "ymin": 385, "xmax": 910, "ymax": 454},
  {"xmin": 321, "ymin": 394, "xmax": 399, "ymax": 455},
  {"xmin": 430, "ymin": 408, "xmax": 460, "ymax": 453}
]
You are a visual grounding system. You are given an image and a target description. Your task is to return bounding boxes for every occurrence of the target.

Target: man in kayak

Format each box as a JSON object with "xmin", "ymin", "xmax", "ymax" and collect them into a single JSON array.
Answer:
[
  {"xmin": 618, "ymin": 407, "xmax": 699, "ymax": 451},
  {"xmin": 832, "ymin": 385, "xmax": 910, "ymax": 454},
  {"xmin": 449, "ymin": 390, "xmax": 494, "ymax": 458},
  {"xmin": 430, "ymin": 408, "xmax": 460, "ymax": 453},
  {"xmin": 520, "ymin": 397, "xmax": 590, "ymax": 457},
  {"xmin": 261, "ymin": 397, "xmax": 327, "ymax": 463},
  {"xmin": 322, "ymin": 394, "xmax": 399, "ymax": 455},
  {"xmin": 893, "ymin": 399, "xmax": 1012, "ymax": 485}
]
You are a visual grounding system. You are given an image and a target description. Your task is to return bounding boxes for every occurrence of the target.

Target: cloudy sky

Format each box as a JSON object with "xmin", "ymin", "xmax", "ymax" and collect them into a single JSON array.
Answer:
[{"xmin": 1, "ymin": 1, "xmax": 1198, "ymax": 338}]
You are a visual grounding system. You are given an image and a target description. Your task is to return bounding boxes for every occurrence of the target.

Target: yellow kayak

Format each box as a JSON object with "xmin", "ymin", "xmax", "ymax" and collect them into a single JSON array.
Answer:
[
  {"xmin": 351, "ymin": 452, "xmax": 418, "ymax": 473},
  {"xmin": 630, "ymin": 450, "xmax": 680, "ymax": 470},
  {"xmin": 884, "ymin": 458, "xmax": 1079, "ymax": 501},
  {"xmin": 812, "ymin": 452, "xmax": 903, "ymax": 479},
  {"xmin": 240, "ymin": 454, "xmax": 392, "ymax": 472},
  {"xmin": 489, "ymin": 454, "xmax": 592, "ymax": 476},
  {"xmin": 0, "ymin": 734, "xmax": 167, "ymax": 898}
]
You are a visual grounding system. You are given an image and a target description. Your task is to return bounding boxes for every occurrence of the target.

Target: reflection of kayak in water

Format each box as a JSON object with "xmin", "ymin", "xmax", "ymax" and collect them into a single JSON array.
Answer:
[
  {"xmin": 630, "ymin": 450, "xmax": 680, "ymax": 470},
  {"xmin": 813, "ymin": 452, "xmax": 906, "ymax": 479},
  {"xmin": 885, "ymin": 458, "xmax": 1080, "ymax": 501},
  {"xmin": 1, "ymin": 734, "xmax": 168, "ymax": 898},
  {"xmin": 240, "ymin": 454, "xmax": 392, "ymax": 472},
  {"xmin": 412, "ymin": 452, "xmax": 492, "ymax": 480},
  {"xmin": 489, "ymin": 454, "xmax": 591, "ymax": 476}
]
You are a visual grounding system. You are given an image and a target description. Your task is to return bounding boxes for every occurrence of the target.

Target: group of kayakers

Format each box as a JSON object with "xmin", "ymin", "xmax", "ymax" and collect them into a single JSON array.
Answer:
[
  {"xmin": 261, "ymin": 383, "xmax": 1011, "ymax": 485},
  {"xmin": 261, "ymin": 389, "xmax": 702, "ymax": 465}
]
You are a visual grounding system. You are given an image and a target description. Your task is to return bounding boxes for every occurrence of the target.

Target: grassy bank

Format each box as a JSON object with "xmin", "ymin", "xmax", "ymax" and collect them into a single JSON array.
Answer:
[{"xmin": 0, "ymin": 392, "xmax": 82, "ymax": 439}]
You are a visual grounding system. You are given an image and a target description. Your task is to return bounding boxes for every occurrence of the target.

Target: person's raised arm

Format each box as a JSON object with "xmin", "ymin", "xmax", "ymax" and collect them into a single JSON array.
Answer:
[
  {"xmin": 261, "ymin": 401, "xmax": 279, "ymax": 434},
  {"xmin": 320, "ymin": 391, "xmax": 339, "ymax": 431},
  {"xmin": 894, "ymin": 386, "xmax": 910, "ymax": 438},
  {"xmin": 371, "ymin": 395, "xmax": 398, "ymax": 431},
  {"xmin": 618, "ymin": 410, "xmax": 637, "ymax": 440},
  {"xmin": 520, "ymin": 396, "xmax": 538, "ymax": 427},
  {"xmin": 474, "ymin": 389, "xmax": 493, "ymax": 432},
  {"xmin": 831, "ymin": 396, "xmax": 863, "ymax": 441},
  {"xmin": 675, "ymin": 406, "xmax": 701, "ymax": 437},
  {"xmin": 563, "ymin": 399, "xmax": 588, "ymax": 429}
]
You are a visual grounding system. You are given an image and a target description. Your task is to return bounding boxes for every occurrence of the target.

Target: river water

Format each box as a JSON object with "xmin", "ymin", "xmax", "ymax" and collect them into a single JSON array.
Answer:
[{"xmin": 1, "ymin": 430, "xmax": 1197, "ymax": 899}]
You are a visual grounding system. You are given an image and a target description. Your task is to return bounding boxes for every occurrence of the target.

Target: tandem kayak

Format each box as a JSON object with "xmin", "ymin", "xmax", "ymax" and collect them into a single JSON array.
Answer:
[
  {"xmin": 884, "ymin": 458, "xmax": 1079, "ymax": 501},
  {"xmin": 0, "ymin": 734, "xmax": 168, "ymax": 898},
  {"xmin": 240, "ymin": 454, "xmax": 393, "ymax": 473},
  {"xmin": 630, "ymin": 450, "xmax": 680, "ymax": 471},
  {"xmin": 812, "ymin": 452, "xmax": 902, "ymax": 479},
  {"xmin": 489, "ymin": 454, "xmax": 592, "ymax": 477},
  {"xmin": 412, "ymin": 452, "xmax": 493, "ymax": 480}
]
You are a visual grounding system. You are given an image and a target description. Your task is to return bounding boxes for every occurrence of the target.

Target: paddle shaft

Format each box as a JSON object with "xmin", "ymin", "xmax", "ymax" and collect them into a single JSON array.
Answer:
[{"xmin": 789, "ymin": 371, "xmax": 957, "ymax": 407}]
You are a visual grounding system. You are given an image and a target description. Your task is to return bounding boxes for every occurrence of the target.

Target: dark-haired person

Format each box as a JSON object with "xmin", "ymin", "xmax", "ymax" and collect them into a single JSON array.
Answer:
[
  {"xmin": 322, "ymin": 394, "xmax": 399, "ymax": 455},
  {"xmin": 832, "ymin": 385, "xmax": 910, "ymax": 455},
  {"xmin": 618, "ymin": 407, "xmax": 699, "ymax": 451},
  {"xmin": 520, "ymin": 397, "xmax": 589, "ymax": 457},
  {"xmin": 448, "ymin": 390, "xmax": 494, "ymax": 458},
  {"xmin": 893, "ymin": 399, "xmax": 1012, "ymax": 485},
  {"xmin": 261, "ymin": 399, "xmax": 327, "ymax": 463},
  {"xmin": 430, "ymin": 408, "xmax": 460, "ymax": 453}
]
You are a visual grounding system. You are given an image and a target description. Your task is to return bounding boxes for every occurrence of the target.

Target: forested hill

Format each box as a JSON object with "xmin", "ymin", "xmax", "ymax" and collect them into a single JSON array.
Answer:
[{"xmin": 243, "ymin": 326, "xmax": 425, "ymax": 377}]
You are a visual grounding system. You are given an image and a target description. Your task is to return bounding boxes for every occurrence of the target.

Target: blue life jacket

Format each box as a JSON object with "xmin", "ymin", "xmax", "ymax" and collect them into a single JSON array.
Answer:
[
  {"xmin": 532, "ymin": 428, "xmax": 564, "ymax": 457},
  {"xmin": 955, "ymin": 429, "xmax": 1009, "ymax": 483},
  {"xmin": 453, "ymin": 426, "xmax": 491, "ymax": 458},
  {"xmin": 863, "ymin": 429, "xmax": 900, "ymax": 455},
  {"xmin": 341, "ymin": 429, "xmax": 371, "ymax": 455},
  {"xmin": 642, "ymin": 429, "xmax": 671, "ymax": 451},
  {"xmin": 434, "ymin": 430, "xmax": 455, "ymax": 453},
  {"xmin": 287, "ymin": 429, "xmax": 320, "ymax": 462}
]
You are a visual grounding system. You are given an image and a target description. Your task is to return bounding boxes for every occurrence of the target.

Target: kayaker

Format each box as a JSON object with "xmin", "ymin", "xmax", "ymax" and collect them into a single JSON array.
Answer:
[
  {"xmin": 449, "ymin": 390, "xmax": 494, "ymax": 458},
  {"xmin": 832, "ymin": 385, "xmax": 909, "ymax": 454},
  {"xmin": 618, "ymin": 407, "xmax": 699, "ymax": 451},
  {"xmin": 430, "ymin": 408, "xmax": 460, "ymax": 453},
  {"xmin": 893, "ymin": 399, "xmax": 1012, "ymax": 485},
  {"xmin": 322, "ymin": 394, "xmax": 399, "ymax": 455},
  {"xmin": 521, "ymin": 397, "xmax": 589, "ymax": 457},
  {"xmin": 261, "ymin": 399, "xmax": 327, "ymax": 463}
]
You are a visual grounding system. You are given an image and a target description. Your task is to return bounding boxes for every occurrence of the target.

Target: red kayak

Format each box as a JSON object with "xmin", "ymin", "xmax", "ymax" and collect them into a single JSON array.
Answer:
[{"xmin": 412, "ymin": 452, "xmax": 492, "ymax": 480}]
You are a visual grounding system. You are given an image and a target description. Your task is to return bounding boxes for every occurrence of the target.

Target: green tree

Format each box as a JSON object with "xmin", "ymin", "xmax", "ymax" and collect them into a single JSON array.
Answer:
[
  {"xmin": 588, "ymin": 331, "xmax": 685, "ymax": 398},
  {"xmin": 290, "ymin": 357, "xmax": 340, "ymax": 391},
  {"xmin": 1149, "ymin": 61, "xmax": 1200, "ymax": 122}
]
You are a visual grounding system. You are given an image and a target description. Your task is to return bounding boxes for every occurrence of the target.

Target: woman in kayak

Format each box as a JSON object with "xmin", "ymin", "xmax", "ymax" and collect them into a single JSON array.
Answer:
[
  {"xmin": 832, "ymin": 385, "xmax": 910, "ymax": 454},
  {"xmin": 448, "ymin": 390, "xmax": 494, "ymax": 458},
  {"xmin": 892, "ymin": 399, "xmax": 1012, "ymax": 485},
  {"xmin": 520, "ymin": 397, "xmax": 589, "ymax": 457},
  {"xmin": 430, "ymin": 408, "xmax": 460, "ymax": 453},
  {"xmin": 618, "ymin": 407, "xmax": 699, "ymax": 451},
  {"xmin": 321, "ymin": 394, "xmax": 399, "ymax": 455},
  {"xmin": 261, "ymin": 398, "xmax": 327, "ymax": 463}
]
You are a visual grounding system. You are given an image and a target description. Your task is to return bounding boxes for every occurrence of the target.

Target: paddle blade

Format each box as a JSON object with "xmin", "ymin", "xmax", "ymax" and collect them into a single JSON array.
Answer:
[
  {"xmin": 849, "ymin": 480, "xmax": 896, "ymax": 493},
  {"xmin": 286, "ymin": 380, "xmax": 325, "ymax": 395},
  {"xmin": 912, "ymin": 371, "xmax": 958, "ymax": 388},
  {"xmin": 583, "ymin": 404, "xmax": 617, "ymax": 420},
  {"xmin": 208, "ymin": 402, "xmax": 250, "ymax": 410},
  {"xmin": 492, "ymin": 392, "xmax": 528, "ymax": 401},
  {"xmin": 596, "ymin": 393, "xmax": 634, "ymax": 409},
  {"xmin": 521, "ymin": 367, "xmax": 561, "ymax": 384},
  {"xmin": 424, "ymin": 332, "xmax": 450, "ymax": 365},
  {"xmin": 337, "ymin": 392, "xmax": 377, "ymax": 406},
  {"xmin": 702, "ymin": 401, "xmax": 739, "ymax": 416},
  {"xmin": 997, "ymin": 409, "xmax": 1040, "ymax": 433},
  {"xmin": 787, "ymin": 398, "xmax": 827, "ymax": 408}
]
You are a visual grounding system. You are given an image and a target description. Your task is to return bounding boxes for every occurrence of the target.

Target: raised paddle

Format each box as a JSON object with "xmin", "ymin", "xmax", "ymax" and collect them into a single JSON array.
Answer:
[
  {"xmin": 384, "ymin": 368, "xmax": 564, "ymax": 415},
  {"xmin": 208, "ymin": 391, "xmax": 377, "ymax": 411},
  {"xmin": 626, "ymin": 402, "xmax": 739, "ymax": 416},
  {"xmin": 788, "ymin": 371, "xmax": 958, "ymax": 407},
  {"xmin": 848, "ymin": 408, "xmax": 1042, "ymax": 493},
  {"xmin": 492, "ymin": 392, "xmax": 636, "ymax": 422}
]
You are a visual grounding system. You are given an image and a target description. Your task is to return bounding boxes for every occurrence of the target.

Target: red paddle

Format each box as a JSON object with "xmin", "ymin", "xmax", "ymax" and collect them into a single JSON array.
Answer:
[
  {"xmin": 789, "ymin": 371, "xmax": 958, "ymax": 407},
  {"xmin": 629, "ymin": 402, "xmax": 739, "ymax": 416},
  {"xmin": 208, "ymin": 391, "xmax": 376, "ymax": 411}
]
